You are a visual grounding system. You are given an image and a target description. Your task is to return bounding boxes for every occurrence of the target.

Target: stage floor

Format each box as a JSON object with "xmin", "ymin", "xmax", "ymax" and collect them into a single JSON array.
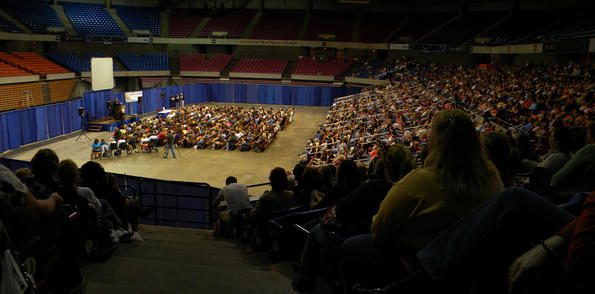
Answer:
[{"xmin": 4, "ymin": 104, "xmax": 329, "ymax": 196}]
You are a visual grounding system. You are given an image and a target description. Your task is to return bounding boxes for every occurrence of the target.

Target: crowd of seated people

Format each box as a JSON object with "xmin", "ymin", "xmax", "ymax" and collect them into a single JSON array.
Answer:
[
  {"xmin": 89, "ymin": 104, "xmax": 294, "ymax": 158},
  {"xmin": 215, "ymin": 106, "xmax": 593, "ymax": 293},
  {"xmin": 0, "ymin": 148, "xmax": 150, "ymax": 293}
]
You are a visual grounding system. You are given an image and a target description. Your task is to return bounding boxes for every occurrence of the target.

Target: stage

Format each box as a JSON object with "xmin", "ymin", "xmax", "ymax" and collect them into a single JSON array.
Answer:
[
  {"xmin": 3, "ymin": 104, "xmax": 329, "ymax": 196},
  {"xmin": 87, "ymin": 115, "xmax": 139, "ymax": 132}
]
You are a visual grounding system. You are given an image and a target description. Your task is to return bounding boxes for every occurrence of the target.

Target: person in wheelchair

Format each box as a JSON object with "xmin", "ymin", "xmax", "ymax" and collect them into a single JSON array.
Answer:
[{"xmin": 91, "ymin": 138, "xmax": 102, "ymax": 160}]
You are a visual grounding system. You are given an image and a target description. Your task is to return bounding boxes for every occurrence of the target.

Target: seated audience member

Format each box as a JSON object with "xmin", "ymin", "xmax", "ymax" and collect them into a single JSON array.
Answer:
[
  {"xmin": 340, "ymin": 109, "xmax": 503, "ymax": 293},
  {"xmin": 91, "ymin": 138, "xmax": 102, "ymax": 158},
  {"xmin": 80, "ymin": 161, "xmax": 150, "ymax": 232},
  {"xmin": 24, "ymin": 148, "xmax": 60, "ymax": 199},
  {"xmin": 414, "ymin": 188, "xmax": 590, "ymax": 294},
  {"xmin": 100, "ymin": 139, "xmax": 110, "ymax": 157},
  {"xmin": 316, "ymin": 159, "xmax": 362, "ymax": 208},
  {"xmin": 293, "ymin": 145, "xmax": 416, "ymax": 291},
  {"xmin": 14, "ymin": 167, "xmax": 32, "ymax": 182},
  {"xmin": 551, "ymin": 122, "xmax": 595, "ymax": 195},
  {"xmin": 293, "ymin": 167, "xmax": 326, "ymax": 209},
  {"xmin": 250, "ymin": 167, "xmax": 294, "ymax": 221},
  {"xmin": 212, "ymin": 176, "xmax": 252, "ymax": 236},
  {"xmin": 538, "ymin": 127, "xmax": 578, "ymax": 174},
  {"xmin": 482, "ymin": 131, "xmax": 518, "ymax": 187}
]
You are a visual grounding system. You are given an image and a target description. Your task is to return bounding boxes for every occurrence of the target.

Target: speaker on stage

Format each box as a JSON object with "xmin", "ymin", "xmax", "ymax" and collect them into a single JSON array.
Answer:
[{"xmin": 78, "ymin": 107, "xmax": 85, "ymax": 117}]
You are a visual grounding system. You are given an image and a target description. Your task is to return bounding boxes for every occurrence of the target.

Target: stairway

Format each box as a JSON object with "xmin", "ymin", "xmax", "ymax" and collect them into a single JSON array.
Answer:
[
  {"xmin": 80, "ymin": 225, "xmax": 295, "ymax": 294},
  {"xmin": 106, "ymin": 8, "xmax": 132, "ymax": 37},
  {"xmin": 189, "ymin": 17, "xmax": 210, "ymax": 38},
  {"xmin": 87, "ymin": 125, "xmax": 102, "ymax": 132},
  {"xmin": 241, "ymin": 11, "xmax": 262, "ymax": 38},
  {"xmin": 0, "ymin": 9, "xmax": 32, "ymax": 33},
  {"xmin": 50, "ymin": 5, "xmax": 77, "ymax": 36}
]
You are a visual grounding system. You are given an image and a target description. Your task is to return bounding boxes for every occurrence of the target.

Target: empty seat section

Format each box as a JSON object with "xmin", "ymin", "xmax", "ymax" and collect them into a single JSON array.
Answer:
[
  {"xmin": 179, "ymin": 54, "xmax": 232, "ymax": 72},
  {"xmin": 293, "ymin": 58, "xmax": 352, "ymax": 76},
  {"xmin": 63, "ymin": 2, "xmax": 124, "ymax": 36},
  {"xmin": 392, "ymin": 13, "xmax": 456, "ymax": 42},
  {"xmin": 5, "ymin": 4, "xmax": 63, "ymax": 33},
  {"xmin": 169, "ymin": 10, "xmax": 203, "ymax": 38},
  {"xmin": 117, "ymin": 53, "xmax": 169, "ymax": 71},
  {"xmin": 231, "ymin": 58, "xmax": 288, "ymax": 74},
  {"xmin": 249, "ymin": 10, "xmax": 303, "ymax": 40},
  {"xmin": 0, "ymin": 61, "xmax": 32, "ymax": 77},
  {"xmin": 304, "ymin": 11, "xmax": 354, "ymax": 41},
  {"xmin": 48, "ymin": 79, "xmax": 75, "ymax": 103},
  {"xmin": 0, "ymin": 16, "xmax": 22, "ymax": 33},
  {"xmin": 0, "ymin": 82, "xmax": 44, "ymax": 112},
  {"xmin": 420, "ymin": 12, "xmax": 505, "ymax": 45},
  {"xmin": 0, "ymin": 52, "xmax": 70, "ymax": 76},
  {"xmin": 116, "ymin": 6, "xmax": 160, "ymax": 36},
  {"xmin": 46, "ymin": 52, "xmax": 123, "ymax": 73},
  {"xmin": 198, "ymin": 11, "xmax": 254, "ymax": 38},
  {"xmin": 359, "ymin": 13, "xmax": 402, "ymax": 42}
]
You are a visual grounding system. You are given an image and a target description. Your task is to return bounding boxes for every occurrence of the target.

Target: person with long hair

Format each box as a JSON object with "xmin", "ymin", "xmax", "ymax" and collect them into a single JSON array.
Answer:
[{"xmin": 340, "ymin": 109, "xmax": 503, "ymax": 292}]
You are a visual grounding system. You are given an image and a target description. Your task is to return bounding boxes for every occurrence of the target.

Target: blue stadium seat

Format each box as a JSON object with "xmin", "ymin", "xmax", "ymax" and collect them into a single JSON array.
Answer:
[
  {"xmin": 116, "ymin": 53, "xmax": 169, "ymax": 71},
  {"xmin": 115, "ymin": 6, "xmax": 160, "ymax": 36},
  {"xmin": 6, "ymin": 4, "xmax": 63, "ymax": 33},
  {"xmin": 63, "ymin": 3, "xmax": 125, "ymax": 37}
]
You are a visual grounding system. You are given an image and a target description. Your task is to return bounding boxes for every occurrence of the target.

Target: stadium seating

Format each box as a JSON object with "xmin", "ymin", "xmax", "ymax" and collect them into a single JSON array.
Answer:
[
  {"xmin": 479, "ymin": 11, "xmax": 560, "ymax": 45},
  {"xmin": 0, "ymin": 82, "xmax": 43, "ymax": 111},
  {"xmin": 0, "ymin": 52, "xmax": 70, "ymax": 76},
  {"xmin": 169, "ymin": 10, "xmax": 203, "ymax": 38},
  {"xmin": 534, "ymin": 11, "xmax": 595, "ymax": 42},
  {"xmin": 48, "ymin": 79, "xmax": 76, "ymax": 103},
  {"xmin": 63, "ymin": 2, "xmax": 124, "ymax": 36},
  {"xmin": 45, "ymin": 53, "xmax": 124, "ymax": 73},
  {"xmin": 179, "ymin": 54, "xmax": 232, "ymax": 72},
  {"xmin": 293, "ymin": 58, "xmax": 352, "ymax": 76},
  {"xmin": 359, "ymin": 13, "xmax": 402, "ymax": 43},
  {"xmin": 392, "ymin": 12, "xmax": 456, "ymax": 42},
  {"xmin": 231, "ymin": 58, "xmax": 288, "ymax": 74},
  {"xmin": 116, "ymin": 6, "xmax": 160, "ymax": 36},
  {"xmin": 5, "ymin": 4, "xmax": 63, "ymax": 34},
  {"xmin": 117, "ymin": 53, "xmax": 169, "ymax": 71},
  {"xmin": 197, "ymin": 11, "xmax": 254, "ymax": 38},
  {"xmin": 0, "ymin": 61, "xmax": 32, "ymax": 77},
  {"xmin": 304, "ymin": 11, "xmax": 354, "ymax": 41},
  {"xmin": 248, "ymin": 10, "xmax": 303, "ymax": 40},
  {"xmin": 420, "ymin": 11, "xmax": 505, "ymax": 45},
  {"xmin": 0, "ymin": 16, "xmax": 22, "ymax": 33}
]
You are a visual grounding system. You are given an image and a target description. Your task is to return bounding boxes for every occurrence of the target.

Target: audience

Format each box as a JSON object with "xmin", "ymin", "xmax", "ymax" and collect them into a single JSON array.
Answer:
[{"xmin": 212, "ymin": 176, "xmax": 251, "ymax": 236}]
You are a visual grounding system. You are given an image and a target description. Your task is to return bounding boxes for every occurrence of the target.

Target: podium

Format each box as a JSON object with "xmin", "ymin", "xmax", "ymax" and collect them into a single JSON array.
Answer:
[{"xmin": 114, "ymin": 103, "xmax": 125, "ymax": 120}]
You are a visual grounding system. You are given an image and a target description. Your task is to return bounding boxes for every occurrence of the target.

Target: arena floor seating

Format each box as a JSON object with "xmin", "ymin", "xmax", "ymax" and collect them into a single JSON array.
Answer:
[
  {"xmin": 197, "ymin": 11, "xmax": 254, "ymax": 38},
  {"xmin": 117, "ymin": 53, "xmax": 169, "ymax": 71},
  {"xmin": 179, "ymin": 54, "xmax": 232, "ymax": 72},
  {"xmin": 0, "ymin": 52, "xmax": 70, "ymax": 76},
  {"xmin": 5, "ymin": 4, "xmax": 63, "ymax": 34},
  {"xmin": 248, "ymin": 10, "xmax": 303, "ymax": 40},
  {"xmin": 63, "ymin": 2, "xmax": 125, "ymax": 36},
  {"xmin": 293, "ymin": 58, "xmax": 352, "ymax": 76},
  {"xmin": 116, "ymin": 5, "xmax": 160, "ymax": 36},
  {"xmin": 231, "ymin": 58, "xmax": 288, "ymax": 74},
  {"xmin": 169, "ymin": 10, "xmax": 203, "ymax": 38}
]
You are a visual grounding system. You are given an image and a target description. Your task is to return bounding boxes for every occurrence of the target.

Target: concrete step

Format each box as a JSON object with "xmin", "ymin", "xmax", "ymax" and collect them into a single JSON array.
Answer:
[
  {"xmin": 51, "ymin": 5, "xmax": 77, "ymax": 36},
  {"xmin": 106, "ymin": 8, "xmax": 132, "ymax": 37}
]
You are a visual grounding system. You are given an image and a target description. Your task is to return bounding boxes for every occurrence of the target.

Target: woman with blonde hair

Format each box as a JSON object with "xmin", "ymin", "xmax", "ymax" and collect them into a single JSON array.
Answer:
[{"xmin": 340, "ymin": 109, "xmax": 503, "ymax": 292}]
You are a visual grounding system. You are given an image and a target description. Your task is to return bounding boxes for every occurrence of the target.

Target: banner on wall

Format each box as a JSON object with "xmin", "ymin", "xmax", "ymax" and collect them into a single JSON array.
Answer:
[{"xmin": 124, "ymin": 91, "xmax": 143, "ymax": 103}]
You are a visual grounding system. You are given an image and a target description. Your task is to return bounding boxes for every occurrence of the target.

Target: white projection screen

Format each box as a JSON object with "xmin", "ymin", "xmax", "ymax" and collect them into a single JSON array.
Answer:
[{"xmin": 91, "ymin": 57, "xmax": 114, "ymax": 91}]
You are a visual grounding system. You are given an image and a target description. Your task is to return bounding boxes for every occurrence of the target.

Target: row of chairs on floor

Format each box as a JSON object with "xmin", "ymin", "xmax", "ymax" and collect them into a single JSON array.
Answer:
[{"xmin": 91, "ymin": 139, "xmax": 160, "ymax": 160}]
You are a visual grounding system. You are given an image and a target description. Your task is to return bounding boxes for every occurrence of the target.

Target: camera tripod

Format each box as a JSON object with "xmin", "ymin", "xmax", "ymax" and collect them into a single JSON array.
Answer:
[{"xmin": 75, "ymin": 120, "xmax": 91, "ymax": 142}]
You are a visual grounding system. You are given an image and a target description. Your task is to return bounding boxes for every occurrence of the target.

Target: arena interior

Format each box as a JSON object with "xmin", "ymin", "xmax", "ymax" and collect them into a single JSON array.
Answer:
[{"xmin": 0, "ymin": 0, "xmax": 594, "ymax": 293}]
